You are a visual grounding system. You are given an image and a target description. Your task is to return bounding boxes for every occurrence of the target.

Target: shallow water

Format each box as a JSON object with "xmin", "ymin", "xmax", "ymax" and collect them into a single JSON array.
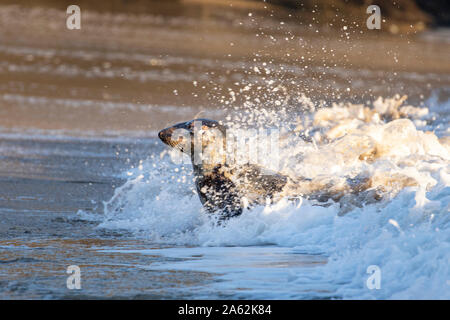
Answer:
[
  {"xmin": 0, "ymin": 135, "xmax": 330, "ymax": 299},
  {"xmin": 0, "ymin": 2, "xmax": 449, "ymax": 299}
]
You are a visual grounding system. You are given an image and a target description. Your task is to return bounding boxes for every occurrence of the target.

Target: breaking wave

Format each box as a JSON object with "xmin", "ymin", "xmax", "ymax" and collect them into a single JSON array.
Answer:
[{"xmin": 82, "ymin": 94, "xmax": 449, "ymax": 299}]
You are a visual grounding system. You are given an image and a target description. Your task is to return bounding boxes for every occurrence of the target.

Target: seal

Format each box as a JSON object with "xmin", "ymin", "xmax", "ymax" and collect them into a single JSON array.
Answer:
[{"xmin": 158, "ymin": 119, "xmax": 287, "ymax": 219}]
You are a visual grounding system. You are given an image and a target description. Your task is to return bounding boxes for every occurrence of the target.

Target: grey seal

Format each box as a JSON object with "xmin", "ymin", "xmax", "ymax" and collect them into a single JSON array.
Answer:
[{"xmin": 158, "ymin": 119, "xmax": 287, "ymax": 219}]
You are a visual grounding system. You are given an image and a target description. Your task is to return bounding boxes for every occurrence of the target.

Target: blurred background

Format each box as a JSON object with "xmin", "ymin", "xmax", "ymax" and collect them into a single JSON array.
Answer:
[{"xmin": 0, "ymin": 0, "xmax": 449, "ymax": 137}]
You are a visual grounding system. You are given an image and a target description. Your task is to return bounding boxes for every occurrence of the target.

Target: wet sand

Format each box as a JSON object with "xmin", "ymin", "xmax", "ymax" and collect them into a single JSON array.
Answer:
[
  {"xmin": 0, "ymin": 3, "xmax": 449, "ymax": 135},
  {"xmin": 0, "ymin": 135, "xmax": 328, "ymax": 299},
  {"xmin": 0, "ymin": 136, "xmax": 234, "ymax": 299}
]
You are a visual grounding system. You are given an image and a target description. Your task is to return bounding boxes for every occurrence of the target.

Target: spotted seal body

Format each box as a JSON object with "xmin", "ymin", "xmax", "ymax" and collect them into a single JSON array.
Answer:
[{"xmin": 158, "ymin": 119, "xmax": 287, "ymax": 219}]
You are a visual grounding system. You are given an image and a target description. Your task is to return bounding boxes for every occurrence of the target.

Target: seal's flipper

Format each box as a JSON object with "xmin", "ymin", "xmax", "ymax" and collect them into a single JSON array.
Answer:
[{"xmin": 195, "ymin": 169, "xmax": 243, "ymax": 219}]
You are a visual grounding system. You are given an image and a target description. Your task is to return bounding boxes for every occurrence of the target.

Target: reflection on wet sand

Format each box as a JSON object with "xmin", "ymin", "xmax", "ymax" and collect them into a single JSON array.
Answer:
[
  {"xmin": 0, "ymin": 238, "xmax": 219, "ymax": 299},
  {"xmin": 0, "ymin": 2, "xmax": 449, "ymax": 136}
]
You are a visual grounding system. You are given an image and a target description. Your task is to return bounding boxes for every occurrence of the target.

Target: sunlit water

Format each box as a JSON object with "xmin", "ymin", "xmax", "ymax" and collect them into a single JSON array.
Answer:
[{"xmin": 74, "ymin": 94, "xmax": 450, "ymax": 300}]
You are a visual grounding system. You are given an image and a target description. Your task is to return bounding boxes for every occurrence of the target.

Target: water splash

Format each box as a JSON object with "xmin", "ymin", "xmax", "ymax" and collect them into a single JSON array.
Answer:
[{"xmin": 86, "ymin": 94, "xmax": 449, "ymax": 299}]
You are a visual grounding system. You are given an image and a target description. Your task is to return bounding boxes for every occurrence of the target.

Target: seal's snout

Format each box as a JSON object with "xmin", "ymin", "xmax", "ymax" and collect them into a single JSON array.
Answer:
[
  {"xmin": 158, "ymin": 128, "xmax": 170, "ymax": 144},
  {"xmin": 158, "ymin": 126, "xmax": 178, "ymax": 146},
  {"xmin": 158, "ymin": 123, "xmax": 191, "ymax": 150}
]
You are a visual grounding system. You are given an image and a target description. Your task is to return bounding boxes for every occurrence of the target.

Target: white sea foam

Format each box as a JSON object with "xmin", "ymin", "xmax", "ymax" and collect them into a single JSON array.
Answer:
[{"xmin": 89, "ymin": 95, "xmax": 449, "ymax": 299}]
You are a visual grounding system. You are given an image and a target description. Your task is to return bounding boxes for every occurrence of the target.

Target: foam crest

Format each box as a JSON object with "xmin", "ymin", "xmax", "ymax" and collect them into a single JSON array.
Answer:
[{"xmin": 86, "ymin": 95, "xmax": 449, "ymax": 298}]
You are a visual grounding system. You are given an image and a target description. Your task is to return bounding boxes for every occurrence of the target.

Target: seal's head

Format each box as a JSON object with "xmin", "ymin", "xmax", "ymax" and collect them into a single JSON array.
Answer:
[
  {"xmin": 159, "ymin": 118, "xmax": 241, "ymax": 219},
  {"xmin": 158, "ymin": 118, "xmax": 227, "ymax": 159}
]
